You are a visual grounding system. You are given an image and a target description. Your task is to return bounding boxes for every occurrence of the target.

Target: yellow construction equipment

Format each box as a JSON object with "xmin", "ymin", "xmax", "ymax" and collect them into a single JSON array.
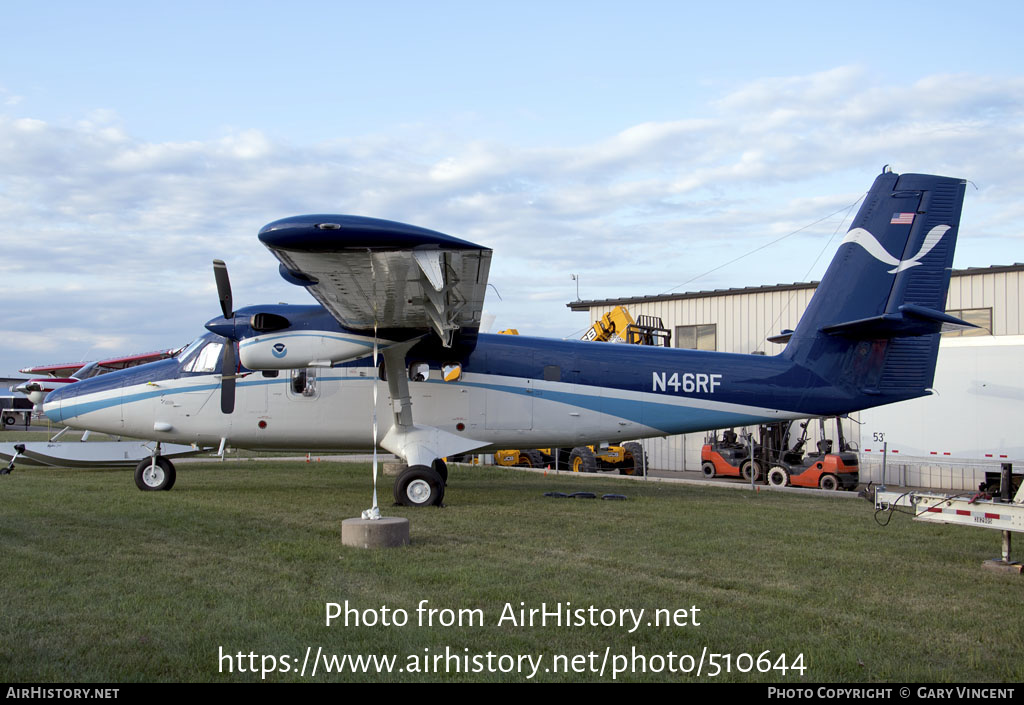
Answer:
[{"xmin": 581, "ymin": 306, "xmax": 671, "ymax": 346}]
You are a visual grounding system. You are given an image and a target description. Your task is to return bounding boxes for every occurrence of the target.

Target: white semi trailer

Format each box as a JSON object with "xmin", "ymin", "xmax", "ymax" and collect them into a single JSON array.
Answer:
[
  {"xmin": 868, "ymin": 336, "xmax": 1024, "ymax": 570},
  {"xmin": 857, "ymin": 335, "xmax": 1024, "ymax": 490}
]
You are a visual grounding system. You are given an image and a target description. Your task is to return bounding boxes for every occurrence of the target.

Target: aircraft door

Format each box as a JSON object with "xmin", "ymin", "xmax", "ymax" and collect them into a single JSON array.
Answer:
[
  {"xmin": 173, "ymin": 341, "xmax": 223, "ymax": 418},
  {"xmin": 482, "ymin": 352, "xmax": 534, "ymax": 431}
]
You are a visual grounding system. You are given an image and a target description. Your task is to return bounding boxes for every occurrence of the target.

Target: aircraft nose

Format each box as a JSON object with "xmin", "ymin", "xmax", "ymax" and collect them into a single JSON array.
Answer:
[{"xmin": 42, "ymin": 387, "xmax": 65, "ymax": 423}]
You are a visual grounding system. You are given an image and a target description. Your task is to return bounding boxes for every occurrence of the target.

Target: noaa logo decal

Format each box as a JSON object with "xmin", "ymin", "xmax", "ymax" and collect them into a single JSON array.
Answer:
[
  {"xmin": 271, "ymin": 343, "xmax": 288, "ymax": 359},
  {"xmin": 842, "ymin": 224, "xmax": 950, "ymax": 274}
]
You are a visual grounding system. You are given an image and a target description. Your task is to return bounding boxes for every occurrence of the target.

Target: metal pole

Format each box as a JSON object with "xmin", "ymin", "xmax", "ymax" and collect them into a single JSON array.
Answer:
[
  {"xmin": 1001, "ymin": 463, "xmax": 1012, "ymax": 563},
  {"xmin": 882, "ymin": 441, "xmax": 888, "ymax": 485},
  {"xmin": 749, "ymin": 432, "xmax": 755, "ymax": 489}
]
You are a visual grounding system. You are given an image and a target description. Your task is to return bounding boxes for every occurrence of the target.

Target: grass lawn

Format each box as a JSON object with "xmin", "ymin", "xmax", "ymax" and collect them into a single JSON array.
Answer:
[{"xmin": 1, "ymin": 460, "xmax": 1022, "ymax": 683}]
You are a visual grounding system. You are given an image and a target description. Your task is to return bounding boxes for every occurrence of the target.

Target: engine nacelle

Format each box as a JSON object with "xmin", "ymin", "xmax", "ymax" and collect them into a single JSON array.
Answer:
[{"xmin": 238, "ymin": 331, "xmax": 379, "ymax": 370}]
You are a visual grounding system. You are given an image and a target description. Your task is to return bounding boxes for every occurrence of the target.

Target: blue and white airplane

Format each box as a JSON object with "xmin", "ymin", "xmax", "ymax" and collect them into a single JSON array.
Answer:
[{"xmin": 43, "ymin": 169, "xmax": 970, "ymax": 506}]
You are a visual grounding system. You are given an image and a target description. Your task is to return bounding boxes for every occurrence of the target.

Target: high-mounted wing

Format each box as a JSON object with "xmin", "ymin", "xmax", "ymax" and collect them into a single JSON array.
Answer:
[
  {"xmin": 92, "ymin": 349, "xmax": 179, "ymax": 371},
  {"xmin": 19, "ymin": 362, "xmax": 88, "ymax": 378},
  {"xmin": 259, "ymin": 215, "xmax": 492, "ymax": 346}
]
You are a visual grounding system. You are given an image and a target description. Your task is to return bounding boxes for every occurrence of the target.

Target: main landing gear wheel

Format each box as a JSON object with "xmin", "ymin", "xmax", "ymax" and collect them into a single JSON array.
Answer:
[
  {"xmin": 819, "ymin": 474, "xmax": 839, "ymax": 491},
  {"xmin": 767, "ymin": 465, "xmax": 789, "ymax": 488},
  {"xmin": 394, "ymin": 465, "xmax": 445, "ymax": 507},
  {"xmin": 431, "ymin": 458, "xmax": 449, "ymax": 484},
  {"xmin": 701, "ymin": 461, "xmax": 717, "ymax": 479},
  {"xmin": 135, "ymin": 457, "xmax": 176, "ymax": 491},
  {"xmin": 740, "ymin": 459, "xmax": 762, "ymax": 483}
]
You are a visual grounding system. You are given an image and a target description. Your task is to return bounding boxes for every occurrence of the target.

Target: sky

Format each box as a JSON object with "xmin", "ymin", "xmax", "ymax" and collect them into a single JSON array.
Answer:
[{"xmin": 2, "ymin": 1, "xmax": 1024, "ymax": 377}]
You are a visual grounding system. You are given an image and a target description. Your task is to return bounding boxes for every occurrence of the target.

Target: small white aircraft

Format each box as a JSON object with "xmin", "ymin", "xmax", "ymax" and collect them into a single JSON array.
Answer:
[{"xmin": 43, "ymin": 170, "xmax": 972, "ymax": 507}]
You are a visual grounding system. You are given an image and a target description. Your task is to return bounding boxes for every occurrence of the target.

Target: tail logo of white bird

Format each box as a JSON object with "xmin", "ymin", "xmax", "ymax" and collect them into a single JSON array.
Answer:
[{"xmin": 842, "ymin": 225, "xmax": 950, "ymax": 273}]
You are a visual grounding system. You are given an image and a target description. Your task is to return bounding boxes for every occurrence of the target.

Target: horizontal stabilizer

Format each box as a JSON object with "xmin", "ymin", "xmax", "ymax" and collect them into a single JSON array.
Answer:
[{"xmin": 822, "ymin": 304, "xmax": 976, "ymax": 339}]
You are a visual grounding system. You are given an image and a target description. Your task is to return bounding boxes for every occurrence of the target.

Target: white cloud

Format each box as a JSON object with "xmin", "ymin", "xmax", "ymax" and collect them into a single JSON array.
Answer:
[{"xmin": 1, "ymin": 67, "xmax": 1023, "ymax": 373}]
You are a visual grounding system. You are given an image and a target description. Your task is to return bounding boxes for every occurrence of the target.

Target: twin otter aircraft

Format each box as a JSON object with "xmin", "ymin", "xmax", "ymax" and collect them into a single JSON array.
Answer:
[{"xmin": 44, "ymin": 169, "xmax": 970, "ymax": 506}]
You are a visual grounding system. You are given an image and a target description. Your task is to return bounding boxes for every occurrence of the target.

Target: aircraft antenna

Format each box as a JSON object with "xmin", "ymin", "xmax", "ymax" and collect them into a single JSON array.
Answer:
[{"xmin": 655, "ymin": 198, "xmax": 865, "ymax": 297}]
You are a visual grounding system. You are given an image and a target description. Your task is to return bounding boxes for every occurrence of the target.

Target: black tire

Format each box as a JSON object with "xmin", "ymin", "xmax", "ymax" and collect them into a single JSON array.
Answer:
[
  {"xmin": 819, "ymin": 474, "xmax": 839, "ymax": 491},
  {"xmin": 701, "ymin": 461, "xmax": 717, "ymax": 479},
  {"xmin": 519, "ymin": 450, "xmax": 544, "ymax": 468},
  {"xmin": 3, "ymin": 416, "xmax": 16, "ymax": 426},
  {"xmin": 569, "ymin": 446, "xmax": 597, "ymax": 473},
  {"xmin": 740, "ymin": 459, "xmax": 762, "ymax": 483},
  {"xmin": 394, "ymin": 465, "xmax": 445, "ymax": 507},
  {"xmin": 767, "ymin": 465, "xmax": 789, "ymax": 488},
  {"xmin": 431, "ymin": 459, "xmax": 449, "ymax": 484},
  {"xmin": 619, "ymin": 442, "xmax": 647, "ymax": 476},
  {"xmin": 135, "ymin": 457, "xmax": 176, "ymax": 491}
]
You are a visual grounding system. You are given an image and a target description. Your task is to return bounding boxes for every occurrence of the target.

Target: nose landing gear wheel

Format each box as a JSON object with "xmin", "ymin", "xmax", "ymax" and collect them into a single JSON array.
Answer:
[{"xmin": 135, "ymin": 457, "xmax": 176, "ymax": 491}]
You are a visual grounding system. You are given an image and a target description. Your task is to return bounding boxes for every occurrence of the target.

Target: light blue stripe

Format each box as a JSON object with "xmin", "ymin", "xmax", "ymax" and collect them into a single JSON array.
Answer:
[{"xmin": 53, "ymin": 374, "xmax": 770, "ymax": 435}]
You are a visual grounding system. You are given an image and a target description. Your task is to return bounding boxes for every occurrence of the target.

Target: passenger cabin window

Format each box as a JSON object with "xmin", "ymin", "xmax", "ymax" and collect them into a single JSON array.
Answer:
[
  {"xmin": 442, "ymin": 363, "xmax": 462, "ymax": 382},
  {"xmin": 183, "ymin": 342, "xmax": 223, "ymax": 373},
  {"xmin": 409, "ymin": 362, "xmax": 430, "ymax": 382},
  {"xmin": 290, "ymin": 368, "xmax": 317, "ymax": 397}
]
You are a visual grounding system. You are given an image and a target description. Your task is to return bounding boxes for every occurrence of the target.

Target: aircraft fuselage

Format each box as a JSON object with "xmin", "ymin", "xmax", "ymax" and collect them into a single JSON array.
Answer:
[{"xmin": 43, "ymin": 322, "xmax": 902, "ymax": 454}]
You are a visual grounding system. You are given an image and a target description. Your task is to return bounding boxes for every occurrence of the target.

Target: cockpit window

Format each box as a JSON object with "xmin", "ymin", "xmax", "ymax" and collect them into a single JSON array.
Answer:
[
  {"xmin": 183, "ymin": 342, "xmax": 223, "ymax": 373},
  {"xmin": 72, "ymin": 362, "xmax": 101, "ymax": 380},
  {"xmin": 176, "ymin": 337, "xmax": 206, "ymax": 361}
]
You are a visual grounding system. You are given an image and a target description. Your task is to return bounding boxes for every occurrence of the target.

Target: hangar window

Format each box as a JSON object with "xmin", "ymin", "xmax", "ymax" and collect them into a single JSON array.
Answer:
[
  {"xmin": 675, "ymin": 324, "xmax": 716, "ymax": 351},
  {"xmin": 942, "ymin": 308, "xmax": 992, "ymax": 337}
]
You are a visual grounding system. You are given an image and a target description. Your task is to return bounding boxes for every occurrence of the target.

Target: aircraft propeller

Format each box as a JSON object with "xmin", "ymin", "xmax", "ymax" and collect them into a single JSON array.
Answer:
[
  {"xmin": 212, "ymin": 259, "xmax": 237, "ymax": 414},
  {"xmin": 207, "ymin": 259, "xmax": 293, "ymax": 414},
  {"xmin": 214, "ymin": 259, "xmax": 233, "ymax": 321}
]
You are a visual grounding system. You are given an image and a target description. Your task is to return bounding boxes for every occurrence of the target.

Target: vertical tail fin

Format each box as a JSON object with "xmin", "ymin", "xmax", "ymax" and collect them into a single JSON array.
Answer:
[{"xmin": 784, "ymin": 170, "xmax": 968, "ymax": 403}]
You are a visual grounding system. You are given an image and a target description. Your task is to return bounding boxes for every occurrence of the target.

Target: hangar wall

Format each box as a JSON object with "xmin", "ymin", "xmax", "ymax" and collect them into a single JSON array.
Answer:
[{"xmin": 569, "ymin": 264, "xmax": 1024, "ymax": 476}]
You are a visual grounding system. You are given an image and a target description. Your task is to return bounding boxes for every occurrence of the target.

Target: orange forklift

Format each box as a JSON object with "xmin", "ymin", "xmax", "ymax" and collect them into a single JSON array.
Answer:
[
  {"xmin": 702, "ymin": 417, "xmax": 858, "ymax": 490},
  {"xmin": 701, "ymin": 428, "xmax": 764, "ymax": 482},
  {"xmin": 764, "ymin": 417, "xmax": 859, "ymax": 491}
]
